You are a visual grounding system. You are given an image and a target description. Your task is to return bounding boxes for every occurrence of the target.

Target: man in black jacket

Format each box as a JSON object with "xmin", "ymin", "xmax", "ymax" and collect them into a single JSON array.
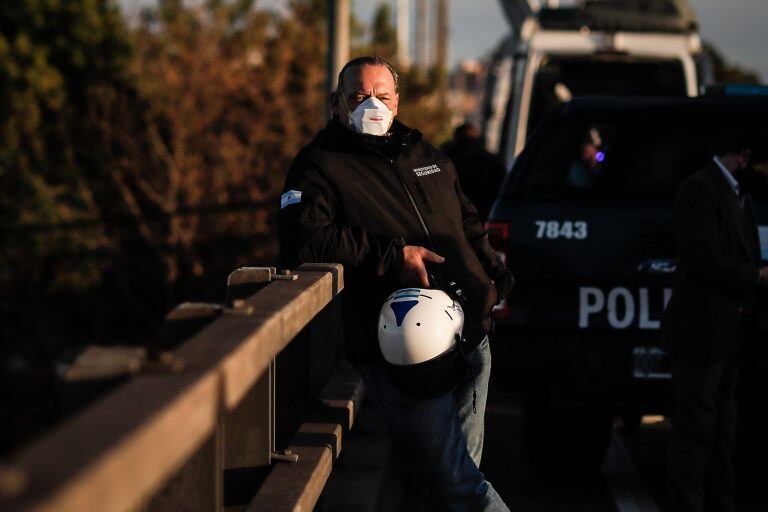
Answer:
[
  {"xmin": 279, "ymin": 57, "xmax": 514, "ymax": 511},
  {"xmin": 663, "ymin": 140, "xmax": 768, "ymax": 512}
]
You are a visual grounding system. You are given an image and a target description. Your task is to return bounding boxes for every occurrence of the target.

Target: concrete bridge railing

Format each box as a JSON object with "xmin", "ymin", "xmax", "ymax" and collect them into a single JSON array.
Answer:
[{"xmin": 1, "ymin": 263, "xmax": 362, "ymax": 512}]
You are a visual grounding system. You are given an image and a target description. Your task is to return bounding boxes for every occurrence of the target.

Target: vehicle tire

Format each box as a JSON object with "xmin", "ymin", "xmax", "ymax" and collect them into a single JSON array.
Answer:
[{"xmin": 523, "ymin": 388, "xmax": 613, "ymax": 480}]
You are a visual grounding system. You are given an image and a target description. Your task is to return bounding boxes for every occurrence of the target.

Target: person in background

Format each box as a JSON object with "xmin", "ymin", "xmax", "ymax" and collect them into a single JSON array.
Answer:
[
  {"xmin": 566, "ymin": 127, "xmax": 604, "ymax": 190},
  {"xmin": 663, "ymin": 138, "xmax": 768, "ymax": 512},
  {"xmin": 441, "ymin": 123, "xmax": 506, "ymax": 221}
]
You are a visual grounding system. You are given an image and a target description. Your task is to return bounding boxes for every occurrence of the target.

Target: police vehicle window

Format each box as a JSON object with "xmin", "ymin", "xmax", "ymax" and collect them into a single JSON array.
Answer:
[
  {"xmin": 526, "ymin": 58, "xmax": 687, "ymax": 138},
  {"xmin": 513, "ymin": 119, "xmax": 768, "ymax": 200}
]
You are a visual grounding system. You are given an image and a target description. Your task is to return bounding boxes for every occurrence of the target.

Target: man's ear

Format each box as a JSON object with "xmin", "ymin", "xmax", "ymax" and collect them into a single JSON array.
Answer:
[
  {"xmin": 330, "ymin": 91, "xmax": 339, "ymax": 116},
  {"xmin": 392, "ymin": 93, "xmax": 399, "ymax": 118}
]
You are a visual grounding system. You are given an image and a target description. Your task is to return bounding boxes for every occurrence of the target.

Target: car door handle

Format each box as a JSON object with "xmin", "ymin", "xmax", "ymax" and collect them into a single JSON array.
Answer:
[{"xmin": 637, "ymin": 259, "xmax": 677, "ymax": 275}]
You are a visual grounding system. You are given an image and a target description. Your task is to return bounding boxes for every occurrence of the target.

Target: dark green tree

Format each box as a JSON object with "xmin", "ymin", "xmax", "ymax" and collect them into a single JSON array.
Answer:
[
  {"xmin": 703, "ymin": 41, "xmax": 762, "ymax": 84},
  {"xmin": 0, "ymin": 0, "xmax": 130, "ymax": 225},
  {"xmin": 0, "ymin": 0, "xmax": 132, "ymax": 454},
  {"xmin": 371, "ymin": 3, "xmax": 396, "ymax": 61}
]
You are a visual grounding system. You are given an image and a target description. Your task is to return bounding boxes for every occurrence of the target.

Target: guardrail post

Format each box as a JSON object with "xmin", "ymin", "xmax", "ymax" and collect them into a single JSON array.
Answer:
[
  {"xmin": 221, "ymin": 268, "xmax": 283, "ymax": 505},
  {"xmin": 298, "ymin": 264, "xmax": 345, "ymax": 397},
  {"xmin": 144, "ymin": 420, "xmax": 224, "ymax": 512},
  {"xmin": 221, "ymin": 365, "xmax": 273, "ymax": 506},
  {"xmin": 143, "ymin": 303, "xmax": 226, "ymax": 512},
  {"xmin": 273, "ymin": 264, "xmax": 344, "ymax": 449}
]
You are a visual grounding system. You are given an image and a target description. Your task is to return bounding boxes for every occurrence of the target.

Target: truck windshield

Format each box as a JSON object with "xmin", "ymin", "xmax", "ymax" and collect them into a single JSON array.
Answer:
[
  {"xmin": 527, "ymin": 57, "xmax": 688, "ymax": 136},
  {"xmin": 512, "ymin": 118, "xmax": 768, "ymax": 201}
]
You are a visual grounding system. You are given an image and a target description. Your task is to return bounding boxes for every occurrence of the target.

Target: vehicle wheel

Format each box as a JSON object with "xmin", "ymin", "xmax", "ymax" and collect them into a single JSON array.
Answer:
[{"xmin": 523, "ymin": 388, "xmax": 613, "ymax": 480}]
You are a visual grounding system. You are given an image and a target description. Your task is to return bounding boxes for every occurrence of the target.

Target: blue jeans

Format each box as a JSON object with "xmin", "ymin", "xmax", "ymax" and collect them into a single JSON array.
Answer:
[{"xmin": 358, "ymin": 337, "xmax": 509, "ymax": 512}]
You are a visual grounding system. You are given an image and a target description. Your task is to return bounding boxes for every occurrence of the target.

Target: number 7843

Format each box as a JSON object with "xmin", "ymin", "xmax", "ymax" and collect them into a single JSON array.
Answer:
[{"xmin": 534, "ymin": 220, "xmax": 588, "ymax": 240}]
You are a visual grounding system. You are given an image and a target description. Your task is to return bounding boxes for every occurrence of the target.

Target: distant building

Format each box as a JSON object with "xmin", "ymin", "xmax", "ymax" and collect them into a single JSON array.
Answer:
[{"xmin": 449, "ymin": 59, "xmax": 489, "ymax": 127}]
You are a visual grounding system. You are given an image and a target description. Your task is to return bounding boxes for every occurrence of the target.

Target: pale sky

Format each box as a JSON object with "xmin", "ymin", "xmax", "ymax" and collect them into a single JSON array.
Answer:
[{"xmin": 122, "ymin": 0, "xmax": 768, "ymax": 80}]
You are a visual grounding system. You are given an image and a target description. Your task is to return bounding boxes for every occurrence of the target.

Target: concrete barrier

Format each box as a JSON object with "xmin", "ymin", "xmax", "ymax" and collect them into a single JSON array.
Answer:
[{"xmin": 2, "ymin": 264, "xmax": 359, "ymax": 512}]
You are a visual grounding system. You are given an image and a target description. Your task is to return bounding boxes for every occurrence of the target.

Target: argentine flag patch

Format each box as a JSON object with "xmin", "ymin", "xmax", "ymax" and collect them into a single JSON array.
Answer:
[{"xmin": 281, "ymin": 190, "xmax": 302, "ymax": 209}]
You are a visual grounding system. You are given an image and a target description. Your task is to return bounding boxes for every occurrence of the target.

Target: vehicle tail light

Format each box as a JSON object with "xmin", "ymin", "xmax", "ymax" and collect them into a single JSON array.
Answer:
[{"xmin": 486, "ymin": 222, "xmax": 510, "ymax": 319}]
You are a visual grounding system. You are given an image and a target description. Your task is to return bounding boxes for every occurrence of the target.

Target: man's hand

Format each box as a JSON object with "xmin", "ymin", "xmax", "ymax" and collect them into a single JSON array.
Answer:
[
  {"xmin": 398, "ymin": 246, "xmax": 445, "ymax": 287},
  {"xmin": 759, "ymin": 266, "xmax": 768, "ymax": 285}
]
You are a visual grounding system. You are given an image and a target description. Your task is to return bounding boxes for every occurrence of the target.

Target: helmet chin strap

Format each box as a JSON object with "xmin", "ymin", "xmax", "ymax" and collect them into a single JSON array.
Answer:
[
  {"xmin": 455, "ymin": 332, "xmax": 468, "ymax": 353},
  {"xmin": 454, "ymin": 332, "xmax": 478, "ymax": 414}
]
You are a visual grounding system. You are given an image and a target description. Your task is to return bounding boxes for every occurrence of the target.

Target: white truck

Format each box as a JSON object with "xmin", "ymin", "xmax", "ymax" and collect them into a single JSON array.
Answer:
[{"xmin": 483, "ymin": 0, "xmax": 710, "ymax": 167}]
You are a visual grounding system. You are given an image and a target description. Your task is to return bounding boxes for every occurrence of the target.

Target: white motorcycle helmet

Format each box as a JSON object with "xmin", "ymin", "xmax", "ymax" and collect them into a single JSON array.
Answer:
[{"xmin": 377, "ymin": 288, "xmax": 468, "ymax": 397}]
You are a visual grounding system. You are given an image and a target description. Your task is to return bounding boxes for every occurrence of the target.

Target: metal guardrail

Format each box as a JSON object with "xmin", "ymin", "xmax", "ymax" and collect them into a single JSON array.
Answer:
[{"xmin": 0, "ymin": 263, "xmax": 361, "ymax": 512}]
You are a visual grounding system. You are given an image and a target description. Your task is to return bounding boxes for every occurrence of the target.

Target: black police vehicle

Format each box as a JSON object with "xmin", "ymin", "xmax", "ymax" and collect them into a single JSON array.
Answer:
[{"xmin": 487, "ymin": 90, "xmax": 768, "ymax": 475}]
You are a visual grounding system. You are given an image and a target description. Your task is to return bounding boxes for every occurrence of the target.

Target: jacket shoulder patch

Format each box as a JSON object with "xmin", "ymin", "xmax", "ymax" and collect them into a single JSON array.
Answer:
[{"xmin": 281, "ymin": 190, "xmax": 302, "ymax": 209}]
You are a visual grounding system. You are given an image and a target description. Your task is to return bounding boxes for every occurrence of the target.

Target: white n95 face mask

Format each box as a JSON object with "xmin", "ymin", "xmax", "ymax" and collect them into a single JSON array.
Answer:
[{"xmin": 349, "ymin": 96, "xmax": 393, "ymax": 136}]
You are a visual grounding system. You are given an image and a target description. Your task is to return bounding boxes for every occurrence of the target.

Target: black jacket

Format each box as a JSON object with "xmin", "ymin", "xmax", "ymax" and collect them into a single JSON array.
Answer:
[
  {"xmin": 662, "ymin": 161, "xmax": 761, "ymax": 362},
  {"xmin": 279, "ymin": 119, "xmax": 514, "ymax": 364}
]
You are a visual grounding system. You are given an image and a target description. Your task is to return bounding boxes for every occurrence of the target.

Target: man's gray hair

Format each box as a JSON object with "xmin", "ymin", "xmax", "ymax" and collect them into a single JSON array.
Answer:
[{"xmin": 336, "ymin": 56, "xmax": 399, "ymax": 93}]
